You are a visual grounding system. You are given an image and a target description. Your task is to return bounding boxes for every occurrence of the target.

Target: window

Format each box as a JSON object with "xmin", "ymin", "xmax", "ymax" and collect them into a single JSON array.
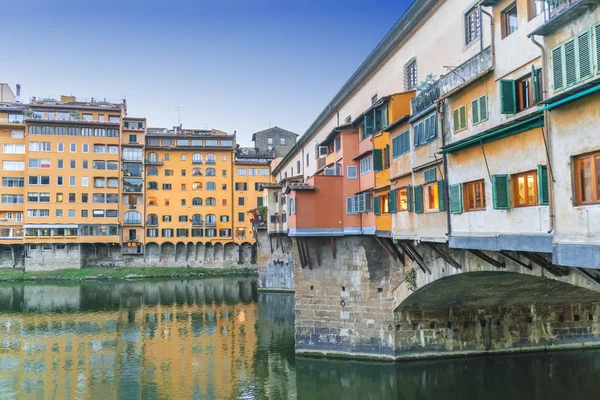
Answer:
[
  {"xmin": 192, "ymin": 168, "xmax": 203, "ymax": 176},
  {"xmin": 404, "ymin": 58, "xmax": 418, "ymax": 91},
  {"xmin": 397, "ymin": 187, "xmax": 410, "ymax": 211},
  {"xmin": 453, "ymin": 106, "xmax": 467, "ymax": 133},
  {"xmin": 205, "ymin": 229, "xmax": 217, "ymax": 237},
  {"xmin": 129, "ymin": 134, "xmax": 137, "ymax": 143},
  {"xmin": 192, "ymin": 182, "xmax": 203, "ymax": 191},
  {"xmin": 2, "ymin": 161, "xmax": 24, "ymax": 171},
  {"xmin": 528, "ymin": 0, "xmax": 546, "ymax": 20},
  {"xmin": 237, "ymin": 168, "xmax": 247, "ymax": 176},
  {"xmin": 238, "ymin": 197, "xmax": 245, "ymax": 206},
  {"xmin": 465, "ymin": 6, "xmax": 480, "ymax": 46},
  {"xmin": 425, "ymin": 182, "xmax": 439, "ymax": 212},
  {"xmin": 222, "ymin": 199, "xmax": 227, "ymax": 206},
  {"xmin": 82, "ymin": 177, "xmax": 88, "ymax": 187},
  {"xmin": 235, "ymin": 182, "xmax": 248, "ymax": 191},
  {"xmin": 162, "ymin": 183, "xmax": 172, "ymax": 190},
  {"xmin": 147, "ymin": 182, "xmax": 158, "ymax": 190},
  {"xmin": 165, "ymin": 169, "xmax": 173, "ymax": 176},
  {"xmin": 206, "ymin": 182, "xmax": 216, "ymax": 190},
  {"xmin": 56, "ymin": 209, "xmax": 63, "ymax": 217},
  {"xmin": 500, "ymin": 70, "xmax": 543, "ymax": 113},
  {"xmin": 501, "ymin": 3, "xmax": 518, "ymax": 38},
  {"xmin": 148, "ymin": 167, "xmax": 158, "ymax": 176},
  {"xmin": 220, "ymin": 215, "xmax": 229, "ymax": 222},
  {"xmin": 148, "ymin": 197, "xmax": 158, "ymax": 206},
  {"xmin": 374, "ymin": 194, "xmax": 389, "ymax": 215},
  {"xmin": 413, "ymin": 114, "xmax": 437, "ymax": 147},
  {"xmin": 176, "ymin": 229, "xmax": 189, "ymax": 238},
  {"xmin": 238, "ymin": 212, "xmax": 245, "ymax": 222},
  {"xmin": 360, "ymin": 156, "xmax": 372, "ymax": 175},
  {"xmin": 181, "ymin": 169, "xmax": 186, "ymax": 176},
  {"xmin": 206, "ymin": 168, "xmax": 216, "ymax": 176},
  {"xmin": 3, "ymin": 144, "xmax": 25, "ymax": 154},
  {"xmin": 267, "ymin": 137, "xmax": 273, "ymax": 145},
  {"xmin": 575, "ymin": 152, "xmax": 600, "ymax": 205},
  {"xmin": 512, "ymin": 171, "xmax": 538, "ymax": 207},
  {"xmin": 162, "ymin": 215, "xmax": 172, "ymax": 222},
  {"xmin": 125, "ymin": 211, "xmax": 142, "ymax": 224},
  {"xmin": 147, "ymin": 229, "xmax": 159, "ymax": 237},
  {"xmin": 181, "ymin": 199, "xmax": 186, "ymax": 206},
  {"xmin": 290, "ymin": 198, "xmax": 296, "ymax": 214},
  {"xmin": 192, "ymin": 197, "xmax": 203, "ymax": 206},
  {"xmin": 2, "ymin": 177, "xmax": 24, "ymax": 187},
  {"xmin": 191, "ymin": 229, "xmax": 203, "ymax": 237},
  {"xmin": 260, "ymin": 168, "xmax": 269, "ymax": 176},
  {"xmin": 162, "ymin": 229, "xmax": 174, "ymax": 238},
  {"xmin": 471, "ymin": 95, "xmax": 488, "ymax": 125},
  {"xmin": 206, "ymin": 214, "xmax": 216, "ymax": 226},
  {"xmin": 83, "ymin": 144, "xmax": 89, "ymax": 153},
  {"xmin": 70, "ymin": 143, "xmax": 76, "ymax": 152},
  {"xmin": 181, "ymin": 154, "xmax": 186, "ymax": 161},
  {"xmin": 206, "ymin": 154, "xmax": 216, "ymax": 164},
  {"xmin": 552, "ymin": 31, "xmax": 593, "ymax": 92},
  {"xmin": 363, "ymin": 104, "xmax": 389, "ymax": 138},
  {"xmin": 29, "ymin": 158, "xmax": 51, "ymax": 169},
  {"xmin": 223, "ymin": 184, "xmax": 228, "ymax": 190},
  {"xmin": 206, "ymin": 197, "xmax": 216, "ymax": 206},
  {"xmin": 464, "ymin": 180, "xmax": 486, "ymax": 211},
  {"xmin": 58, "ymin": 159, "xmax": 64, "ymax": 168},
  {"xmin": 392, "ymin": 131, "xmax": 410, "ymax": 157},
  {"xmin": 192, "ymin": 153, "xmax": 203, "ymax": 164},
  {"xmin": 58, "ymin": 177, "xmax": 63, "ymax": 185},
  {"xmin": 353, "ymin": 193, "xmax": 373, "ymax": 213}
]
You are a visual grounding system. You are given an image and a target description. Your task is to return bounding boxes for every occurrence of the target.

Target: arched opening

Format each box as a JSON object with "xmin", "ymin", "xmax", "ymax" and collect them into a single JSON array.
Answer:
[
  {"xmin": 206, "ymin": 168, "xmax": 216, "ymax": 176},
  {"xmin": 206, "ymin": 182, "xmax": 216, "ymax": 190},
  {"xmin": 206, "ymin": 198, "xmax": 216, "ymax": 206},
  {"xmin": 192, "ymin": 197, "xmax": 203, "ymax": 206},
  {"xmin": 146, "ymin": 214, "xmax": 158, "ymax": 226},
  {"xmin": 192, "ymin": 153, "xmax": 203, "ymax": 164},
  {"xmin": 147, "ymin": 167, "xmax": 158, "ymax": 176},
  {"xmin": 124, "ymin": 210, "xmax": 141, "ymax": 225},
  {"xmin": 192, "ymin": 167, "xmax": 203, "ymax": 176},
  {"xmin": 192, "ymin": 182, "xmax": 203, "ymax": 191}
]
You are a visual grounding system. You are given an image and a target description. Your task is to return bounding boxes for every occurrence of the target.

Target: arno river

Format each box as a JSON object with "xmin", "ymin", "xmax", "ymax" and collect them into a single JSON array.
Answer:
[{"xmin": 0, "ymin": 277, "xmax": 598, "ymax": 399}]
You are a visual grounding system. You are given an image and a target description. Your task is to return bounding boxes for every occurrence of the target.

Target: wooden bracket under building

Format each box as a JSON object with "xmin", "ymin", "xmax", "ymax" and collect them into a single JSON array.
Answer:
[
  {"xmin": 426, "ymin": 243, "xmax": 461, "ymax": 270},
  {"xmin": 296, "ymin": 238, "xmax": 306, "ymax": 268},
  {"xmin": 398, "ymin": 241, "xmax": 430, "ymax": 274},
  {"xmin": 577, "ymin": 267, "xmax": 600, "ymax": 285},
  {"xmin": 330, "ymin": 238, "xmax": 337, "ymax": 259},
  {"xmin": 499, "ymin": 250, "xmax": 532, "ymax": 270},
  {"xmin": 314, "ymin": 240, "xmax": 321, "ymax": 267},
  {"xmin": 468, "ymin": 249, "xmax": 506, "ymax": 269},
  {"xmin": 520, "ymin": 252, "xmax": 569, "ymax": 277},
  {"xmin": 387, "ymin": 238, "xmax": 405, "ymax": 266}
]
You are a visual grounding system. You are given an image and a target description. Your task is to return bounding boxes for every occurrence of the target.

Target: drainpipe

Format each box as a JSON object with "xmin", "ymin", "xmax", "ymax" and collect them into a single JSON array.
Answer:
[
  {"xmin": 479, "ymin": 3, "xmax": 495, "ymax": 69},
  {"xmin": 530, "ymin": 34, "xmax": 554, "ymax": 234},
  {"xmin": 436, "ymin": 101, "xmax": 451, "ymax": 238}
]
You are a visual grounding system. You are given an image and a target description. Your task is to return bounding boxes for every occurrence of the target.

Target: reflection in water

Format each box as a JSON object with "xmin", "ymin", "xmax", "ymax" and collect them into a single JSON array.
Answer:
[{"xmin": 0, "ymin": 279, "xmax": 599, "ymax": 400}]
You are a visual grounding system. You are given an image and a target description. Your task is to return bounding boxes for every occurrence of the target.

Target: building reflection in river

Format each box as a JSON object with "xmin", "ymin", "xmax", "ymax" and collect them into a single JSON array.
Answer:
[{"xmin": 0, "ymin": 278, "xmax": 266, "ymax": 399}]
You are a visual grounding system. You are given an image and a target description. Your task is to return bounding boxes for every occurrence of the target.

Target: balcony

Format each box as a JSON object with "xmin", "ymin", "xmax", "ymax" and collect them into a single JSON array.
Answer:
[
  {"xmin": 145, "ymin": 158, "xmax": 163, "ymax": 165},
  {"xmin": 191, "ymin": 220, "xmax": 203, "ymax": 227},
  {"xmin": 439, "ymin": 47, "xmax": 493, "ymax": 96},
  {"xmin": 205, "ymin": 221, "xmax": 217, "ymax": 227},
  {"xmin": 0, "ymin": 117, "xmax": 24, "ymax": 125},
  {"xmin": 146, "ymin": 220, "xmax": 158, "ymax": 227},
  {"xmin": 411, "ymin": 80, "xmax": 440, "ymax": 117},
  {"xmin": 530, "ymin": 0, "xmax": 599, "ymax": 36},
  {"xmin": 124, "ymin": 219, "xmax": 142, "ymax": 225},
  {"xmin": 123, "ymin": 122, "xmax": 145, "ymax": 130}
]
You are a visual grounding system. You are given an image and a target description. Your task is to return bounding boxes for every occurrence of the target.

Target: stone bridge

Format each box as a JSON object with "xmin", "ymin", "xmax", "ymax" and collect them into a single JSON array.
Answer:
[{"xmin": 257, "ymin": 235, "xmax": 600, "ymax": 360}]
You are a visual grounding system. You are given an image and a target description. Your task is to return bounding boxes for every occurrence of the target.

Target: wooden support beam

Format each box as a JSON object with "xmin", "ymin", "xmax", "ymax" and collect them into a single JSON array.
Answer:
[
  {"xmin": 397, "ymin": 242, "xmax": 416, "ymax": 263},
  {"xmin": 276, "ymin": 235, "xmax": 280, "ymax": 250},
  {"xmin": 400, "ymin": 242, "xmax": 431, "ymax": 274},
  {"xmin": 468, "ymin": 249, "xmax": 506, "ymax": 269},
  {"xmin": 388, "ymin": 239, "xmax": 405, "ymax": 266},
  {"xmin": 269, "ymin": 235, "xmax": 274, "ymax": 254},
  {"xmin": 499, "ymin": 250, "xmax": 532, "ymax": 270},
  {"xmin": 577, "ymin": 267, "xmax": 600, "ymax": 285},
  {"xmin": 520, "ymin": 252, "xmax": 569, "ymax": 277},
  {"xmin": 296, "ymin": 239, "xmax": 305, "ymax": 268},
  {"xmin": 374, "ymin": 236, "xmax": 396, "ymax": 260},
  {"xmin": 314, "ymin": 240, "xmax": 321, "ymax": 267},
  {"xmin": 303, "ymin": 239, "xmax": 312, "ymax": 270},
  {"xmin": 426, "ymin": 243, "xmax": 461, "ymax": 270},
  {"xmin": 330, "ymin": 238, "xmax": 337, "ymax": 260}
]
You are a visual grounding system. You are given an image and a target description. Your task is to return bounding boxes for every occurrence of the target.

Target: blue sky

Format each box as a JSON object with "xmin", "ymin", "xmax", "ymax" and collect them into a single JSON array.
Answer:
[{"xmin": 3, "ymin": 0, "xmax": 412, "ymax": 145}]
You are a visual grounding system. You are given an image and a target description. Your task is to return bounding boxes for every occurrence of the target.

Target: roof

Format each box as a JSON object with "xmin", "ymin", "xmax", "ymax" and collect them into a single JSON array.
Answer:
[
  {"xmin": 538, "ymin": 78, "xmax": 600, "ymax": 111},
  {"xmin": 259, "ymin": 182, "xmax": 281, "ymax": 190},
  {"xmin": 319, "ymin": 124, "xmax": 358, "ymax": 146},
  {"xmin": 285, "ymin": 183, "xmax": 316, "ymax": 193},
  {"xmin": 271, "ymin": 0, "xmax": 438, "ymax": 176},
  {"xmin": 251, "ymin": 126, "xmax": 299, "ymax": 141}
]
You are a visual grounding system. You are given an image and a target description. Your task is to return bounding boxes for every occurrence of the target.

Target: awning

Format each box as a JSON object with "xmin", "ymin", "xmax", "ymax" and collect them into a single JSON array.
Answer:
[
  {"xmin": 538, "ymin": 81, "xmax": 600, "ymax": 112},
  {"xmin": 439, "ymin": 114, "xmax": 544, "ymax": 155}
]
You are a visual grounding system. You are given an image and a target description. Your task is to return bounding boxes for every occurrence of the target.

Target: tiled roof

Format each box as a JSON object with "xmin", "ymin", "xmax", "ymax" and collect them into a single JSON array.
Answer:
[
  {"xmin": 259, "ymin": 183, "xmax": 281, "ymax": 190},
  {"xmin": 285, "ymin": 183, "xmax": 316, "ymax": 193}
]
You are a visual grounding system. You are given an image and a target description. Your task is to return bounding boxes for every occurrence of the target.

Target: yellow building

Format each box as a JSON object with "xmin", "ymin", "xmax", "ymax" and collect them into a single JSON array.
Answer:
[{"xmin": 144, "ymin": 127, "xmax": 236, "ymax": 245}]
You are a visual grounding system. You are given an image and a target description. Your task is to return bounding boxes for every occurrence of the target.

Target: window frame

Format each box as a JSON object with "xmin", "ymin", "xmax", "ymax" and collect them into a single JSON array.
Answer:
[
  {"xmin": 501, "ymin": 3, "xmax": 518, "ymax": 39},
  {"xmin": 512, "ymin": 170, "xmax": 539, "ymax": 207},
  {"xmin": 463, "ymin": 179, "xmax": 487, "ymax": 212},
  {"xmin": 464, "ymin": 5, "xmax": 481, "ymax": 46},
  {"xmin": 574, "ymin": 151, "xmax": 600, "ymax": 205}
]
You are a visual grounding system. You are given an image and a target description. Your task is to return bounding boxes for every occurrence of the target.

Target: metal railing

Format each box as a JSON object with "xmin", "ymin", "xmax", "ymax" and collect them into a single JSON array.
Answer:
[{"xmin": 411, "ymin": 81, "xmax": 440, "ymax": 116}]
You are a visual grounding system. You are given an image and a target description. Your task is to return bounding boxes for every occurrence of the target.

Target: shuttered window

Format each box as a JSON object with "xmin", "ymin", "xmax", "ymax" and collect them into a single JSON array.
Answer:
[
  {"xmin": 492, "ymin": 174, "xmax": 511, "ymax": 210},
  {"xmin": 551, "ymin": 29, "xmax": 593, "ymax": 92},
  {"xmin": 413, "ymin": 114, "xmax": 437, "ymax": 147},
  {"xmin": 532, "ymin": 66, "xmax": 543, "ymax": 104},
  {"xmin": 373, "ymin": 149, "xmax": 383, "ymax": 172},
  {"xmin": 463, "ymin": 180, "xmax": 486, "ymax": 211},
  {"xmin": 424, "ymin": 168, "xmax": 437, "ymax": 183},
  {"xmin": 449, "ymin": 183, "xmax": 462, "ymax": 214},
  {"xmin": 392, "ymin": 131, "xmax": 410, "ymax": 158},
  {"xmin": 596, "ymin": 23, "xmax": 600, "ymax": 76},
  {"xmin": 353, "ymin": 193, "xmax": 374, "ymax": 213},
  {"xmin": 363, "ymin": 104, "xmax": 388, "ymax": 138},
  {"xmin": 537, "ymin": 165, "xmax": 549, "ymax": 206},
  {"xmin": 471, "ymin": 95, "xmax": 488, "ymax": 125},
  {"xmin": 438, "ymin": 180, "xmax": 446, "ymax": 212},
  {"xmin": 406, "ymin": 185, "xmax": 413, "ymax": 212},
  {"xmin": 389, "ymin": 189, "xmax": 397, "ymax": 213},
  {"xmin": 500, "ymin": 80, "xmax": 517, "ymax": 114},
  {"xmin": 453, "ymin": 105, "xmax": 467, "ymax": 133},
  {"xmin": 414, "ymin": 185, "xmax": 424, "ymax": 214},
  {"xmin": 374, "ymin": 196, "xmax": 381, "ymax": 216}
]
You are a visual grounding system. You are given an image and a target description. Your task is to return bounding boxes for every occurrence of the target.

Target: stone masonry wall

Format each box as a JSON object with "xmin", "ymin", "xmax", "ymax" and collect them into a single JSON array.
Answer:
[
  {"xmin": 257, "ymin": 231, "xmax": 294, "ymax": 291},
  {"xmin": 25, "ymin": 244, "xmax": 83, "ymax": 272},
  {"xmin": 292, "ymin": 236, "xmax": 404, "ymax": 359}
]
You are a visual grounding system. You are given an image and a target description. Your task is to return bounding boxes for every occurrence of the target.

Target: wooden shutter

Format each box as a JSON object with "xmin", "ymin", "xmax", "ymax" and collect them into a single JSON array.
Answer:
[
  {"xmin": 595, "ymin": 23, "xmax": 600, "ymax": 76},
  {"xmin": 373, "ymin": 149, "xmax": 383, "ymax": 172},
  {"xmin": 403, "ymin": 131, "xmax": 410, "ymax": 154},
  {"xmin": 414, "ymin": 185, "xmax": 424, "ymax": 214},
  {"xmin": 453, "ymin": 109, "xmax": 460, "ymax": 132},
  {"xmin": 449, "ymin": 183, "xmax": 462, "ymax": 214},
  {"xmin": 413, "ymin": 122, "xmax": 421, "ymax": 147},
  {"xmin": 492, "ymin": 174, "xmax": 510, "ymax": 210},
  {"xmin": 437, "ymin": 180, "xmax": 446, "ymax": 211},
  {"xmin": 500, "ymin": 80, "xmax": 517, "ymax": 114},
  {"xmin": 406, "ymin": 184, "xmax": 413, "ymax": 212},
  {"xmin": 364, "ymin": 113, "xmax": 374, "ymax": 136},
  {"xmin": 564, "ymin": 39, "xmax": 577, "ymax": 87},
  {"xmin": 392, "ymin": 136, "xmax": 399, "ymax": 158},
  {"xmin": 472, "ymin": 98, "xmax": 480, "ymax": 125},
  {"xmin": 389, "ymin": 189, "xmax": 397, "ymax": 214},
  {"xmin": 552, "ymin": 46, "xmax": 564, "ymax": 91},
  {"xmin": 124, "ymin": 121, "xmax": 129, "ymax": 128},
  {"xmin": 459, "ymin": 106, "xmax": 467, "ymax": 130},
  {"xmin": 577, "ymin": 30, "xmax": 592, "ymax": 81},
  {"xmin": 537, "ymin": 165, "xmax": 549, "ymax": 205},
  {"xmin": 532, "ymin": 67, "xmax": 543, "ymax": 104},
  {"xmin": 424, "ymin": 168, "xmax": 437, "ymax": 183},
  {"xmin": 374, "ymin": 196, "xmax": 381, "ymax": 216},
  {"xmin": 479, "ymin": 95, "xmax": 488, "ymax": 121}
]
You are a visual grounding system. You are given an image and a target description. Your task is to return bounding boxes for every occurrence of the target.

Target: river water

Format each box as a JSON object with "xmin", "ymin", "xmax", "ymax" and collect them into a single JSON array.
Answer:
[{"xmin": 0, "ymin": 277, "xmax": 598, "ymax": 400}]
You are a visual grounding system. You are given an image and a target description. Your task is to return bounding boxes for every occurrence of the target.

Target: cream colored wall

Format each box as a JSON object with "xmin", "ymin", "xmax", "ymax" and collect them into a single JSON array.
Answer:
[{"xmin": 278, "ymin": 0, "xmax": 492, "ymax": 180}]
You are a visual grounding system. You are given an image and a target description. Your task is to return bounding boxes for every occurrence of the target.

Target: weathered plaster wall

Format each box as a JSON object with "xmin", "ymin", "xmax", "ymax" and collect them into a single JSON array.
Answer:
[{"xmin": 256, "ymin": 231, "xmax": 294, "ymax": 291}]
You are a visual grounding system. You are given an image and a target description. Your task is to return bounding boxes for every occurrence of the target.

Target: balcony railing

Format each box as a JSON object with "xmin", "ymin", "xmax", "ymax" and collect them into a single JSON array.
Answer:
[
  {"xmin": 411, "ymin": 81, "xmax": 440, "ymax": 116},
  {"xmin": 205, "ymin": 221, "xmax": 217, "ymax": 227},
  {"xmin": 124, "ymin": 219, "xmax": 142, "ymax": 225},
  {"xmin": 439, "ymin": 47, "xmax": 493, "ymax": 96},
  {"xmin": 191, "ymin": 220, "xmax": 203, "ymax": 226},
  {"xmin": 146, "ymin": 220, "xmax": 158, "ymax": 226},
  {"xmin": 145, "ymin": 158, "xmax": 163, "ymax": 165},
  {"xmin": 0, "ymin": 118, "xmax": 24, "ymax": 124}
]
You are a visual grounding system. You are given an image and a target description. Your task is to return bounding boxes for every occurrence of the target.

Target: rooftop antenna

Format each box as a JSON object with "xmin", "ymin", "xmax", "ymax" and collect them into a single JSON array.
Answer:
[{"xmin": 177, "ymin": 107, "xmax": 181, "ymax": 127}]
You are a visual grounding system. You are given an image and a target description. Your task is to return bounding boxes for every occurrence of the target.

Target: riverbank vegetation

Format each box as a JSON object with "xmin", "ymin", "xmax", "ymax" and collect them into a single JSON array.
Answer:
[{"xmin": 0, "ymin": 266, "xmax": 257, "ymax": 282}]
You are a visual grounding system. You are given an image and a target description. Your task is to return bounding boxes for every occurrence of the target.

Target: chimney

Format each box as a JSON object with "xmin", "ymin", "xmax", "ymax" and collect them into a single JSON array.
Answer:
[{"xmin": 15, "ymin": 84, "xmax": 21, "ymax": 103}]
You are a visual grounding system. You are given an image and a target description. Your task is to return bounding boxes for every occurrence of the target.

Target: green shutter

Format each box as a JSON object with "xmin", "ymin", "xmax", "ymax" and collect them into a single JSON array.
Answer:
[
  {"xmin": 364, "ymin": 113, "xmax": 374, "ymax": 135},
  {"xmin": 389, "ymin": 189, "xmax": 397, "ymax": 214},
  {"xmin": 492, "ymin": 174, "xmax": 510, "ymax": 210},
  {"xmin": 459, "ymin": 106, "xmax": 467, "ymax": 130},
  {"xmin": 479, "ymin": 95, "xmax": 488, "ymax": 121},
  {"xmin": 392, "ymin": 136, "xmax": 399, "ymax": 158},
  {"xmin": 437, "ymin": 180, "xmax": 446, "ymax": 211},
  {"xmin": 452, "ymin": 109, "xmax": 459, "ymax": 132},
  {"xmin": 564, "ymin": 39, "xmax": 577, "ymax": 87},
  {"xmin": 414, "ymin": 185, "xmax": 423, "ymax": 214},
  {"xmin": 552, "ymin": 46, "xmax": 564, "ymax": 91},
  {"xmin": 595, "ymin": 23, "xmax": 600, "ymax": 75},
  {"xmin": 500, "ymin": 80, "xmax": 517, "ymax": 114},
  {"xmin": 124, "ymin": 121, "xmax": 129, "ymax": 128},
  {"xmin": 531, "ymin": 65, "xmax": 539, "ymax": 104},
  {"xmin": 577, "ymin": 30, "xmax": 592, "ymax": 81},
  {"xmin": 374, "ymin": 196, "xmax": 381, "ymax": 216},
  {"xmin": 373, "ymin": 149, "xmax": 383, "ymax": 172},
  {"xmin": 406, "ymin": 184, "xmax": 413, "ymax": 212},
  {"xmin": 449, "ymin": 183, "xmax": 463, "ymax": 214},
  {"xmin": 258, "ymin": 197, "xmax": 264, "ymax": 207},
  {"xmin": 537, "ymin": 164, "xmax": 549, "ymax": 205},
  {"xmin": 472, "ymin": 98, "xmax": 480, "ymax": 125},
  {"xmin": 424, "ymin": 168, "xmax": 436, "ymax": 183}
]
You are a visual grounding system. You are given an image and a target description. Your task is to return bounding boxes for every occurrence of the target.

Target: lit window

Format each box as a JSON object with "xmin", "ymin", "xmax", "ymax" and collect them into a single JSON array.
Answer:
[{"xmin": 463, "ymin": 180, "xmax": 486, "ymax": 211}]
